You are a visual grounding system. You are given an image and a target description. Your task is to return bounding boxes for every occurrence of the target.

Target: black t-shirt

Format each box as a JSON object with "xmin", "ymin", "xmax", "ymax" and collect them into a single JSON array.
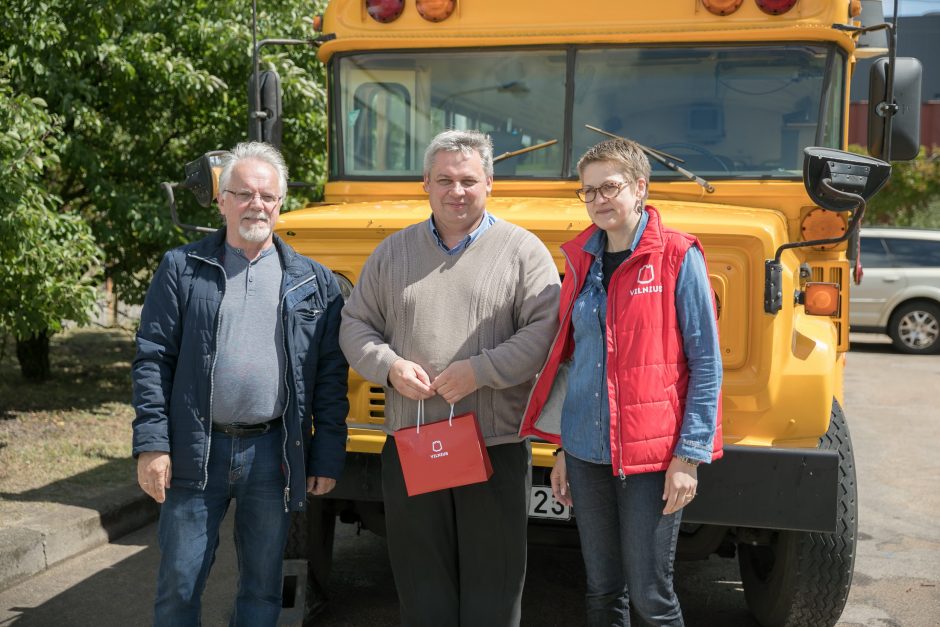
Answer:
[{"xmin": 602, "ymin": 249, "xmax": 632, "ymax": 291}]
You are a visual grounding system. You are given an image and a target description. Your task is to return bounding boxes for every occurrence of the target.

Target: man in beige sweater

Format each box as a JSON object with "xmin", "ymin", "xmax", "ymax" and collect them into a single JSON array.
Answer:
[{"xmin": 340, "ymin": 130, "xmax": 560, "ymax": 626}]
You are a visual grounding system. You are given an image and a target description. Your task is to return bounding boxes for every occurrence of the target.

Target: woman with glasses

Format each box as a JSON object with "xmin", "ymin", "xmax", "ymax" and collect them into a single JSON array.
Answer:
[{"xmin": 520, "ymin": 138, "xmax": 723, "ymax": 626}]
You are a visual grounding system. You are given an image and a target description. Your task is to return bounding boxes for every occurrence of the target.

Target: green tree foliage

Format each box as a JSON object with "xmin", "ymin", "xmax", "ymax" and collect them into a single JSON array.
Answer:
[
  {"xmin": 0, "ymin": 77, "xmax": 101, "ymax": 379},
  {"xmin": 1, "ymin": 0, "xmax": 327, "ymax": 306},
  {"xmin": 850, "ymin": 145, "xmax": 940, "ymax": 228}
]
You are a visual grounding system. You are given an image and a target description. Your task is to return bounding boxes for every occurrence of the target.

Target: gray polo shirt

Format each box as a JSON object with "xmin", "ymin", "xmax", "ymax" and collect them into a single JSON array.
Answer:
[{"xmin": 211, "ymin": 243, "xmax": 286, "ymax": 425}]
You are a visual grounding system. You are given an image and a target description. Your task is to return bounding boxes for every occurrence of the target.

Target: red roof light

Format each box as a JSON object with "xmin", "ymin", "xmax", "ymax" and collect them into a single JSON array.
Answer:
[
  {"xmin": 366, "ymin": 0, "xmax": 404, "ymax": 23},
  {"xmin": 755, "ymin": 0, "xmax": 798, "ymax": 15}
]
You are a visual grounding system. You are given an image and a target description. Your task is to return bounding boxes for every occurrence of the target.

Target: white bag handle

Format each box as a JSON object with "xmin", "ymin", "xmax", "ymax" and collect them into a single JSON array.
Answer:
[
  {"xmin": 415, "ymin": 401, "xmax": 455, "ymax": 433},
  {"xmin": 416, "ymin": 399, "xmax": 425, "ymax": 434}
]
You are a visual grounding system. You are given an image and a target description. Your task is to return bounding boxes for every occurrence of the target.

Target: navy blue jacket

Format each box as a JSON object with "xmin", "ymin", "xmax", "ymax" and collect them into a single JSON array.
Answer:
[{"xmin": 131, "ymin": 229, "xmax": 349, "ymax": 512}]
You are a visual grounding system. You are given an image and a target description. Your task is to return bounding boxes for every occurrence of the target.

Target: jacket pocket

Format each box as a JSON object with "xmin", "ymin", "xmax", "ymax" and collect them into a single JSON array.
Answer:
[{"xmin": 295, "ymin": 307, "xmax": 323, "ymax": 323}]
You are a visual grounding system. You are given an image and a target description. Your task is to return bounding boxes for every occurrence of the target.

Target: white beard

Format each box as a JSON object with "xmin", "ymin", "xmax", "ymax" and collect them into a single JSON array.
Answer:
[{"xmin": 238, "ymin": 212, "xmax": 272, "ymax": 242}]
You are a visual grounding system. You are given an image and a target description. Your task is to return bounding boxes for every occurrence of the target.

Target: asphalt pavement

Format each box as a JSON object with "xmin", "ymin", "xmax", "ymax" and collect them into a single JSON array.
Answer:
[{"xmin": 2, "ymin": 333, "xmax": 938, "ymax": 627}]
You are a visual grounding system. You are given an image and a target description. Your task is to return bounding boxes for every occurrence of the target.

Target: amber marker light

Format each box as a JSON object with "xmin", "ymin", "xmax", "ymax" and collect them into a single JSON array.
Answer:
[
  {"xmin": 366, "ymin": 0, "xmax": 404, "ymax": 23},
  {"xmin": 801, "ymin": 208, "xmax": 847, "ymax": 248},
  {"xmin": 312, "ymin": 14, "xmax": 323, "ymax": 32},
  {"xmin": 804, "ymin": 283, "xmax": 840, "ymax": 316},
  {"xmin": 755, "ymin": 0, "xmax": 798, "ymax": 15},
  {"xmin": 702, "ymin": 0, "xmax": 744, "ymax": 15},
  {"xmin": 417, "ymin": 0, "xmax": 456, "ymax": 22}
]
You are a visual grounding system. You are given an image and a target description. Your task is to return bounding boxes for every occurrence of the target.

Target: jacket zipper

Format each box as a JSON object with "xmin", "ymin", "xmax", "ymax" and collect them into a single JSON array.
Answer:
[
  {"xmin": 279, "ymin": 274, "xmax": 318, "ymax": 512},
  {"xmin": 188, "ymin": 252, "xmax": 226, "ymax": 490},
  {"xmin": 607, "ymin": 253, "xmax": 645, "ymax": 480}
]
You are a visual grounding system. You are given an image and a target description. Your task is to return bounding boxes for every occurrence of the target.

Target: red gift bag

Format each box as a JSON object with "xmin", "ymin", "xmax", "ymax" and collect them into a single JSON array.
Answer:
[{"xmin": 394, "ymin": 402, "xmax": 493, "ymax": 496}]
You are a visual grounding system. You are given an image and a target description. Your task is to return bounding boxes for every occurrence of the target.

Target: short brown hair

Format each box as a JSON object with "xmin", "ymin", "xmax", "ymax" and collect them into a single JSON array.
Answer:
[{"xmin": 576, "ymin": 138, "xmax": 651, "ymax": 185}]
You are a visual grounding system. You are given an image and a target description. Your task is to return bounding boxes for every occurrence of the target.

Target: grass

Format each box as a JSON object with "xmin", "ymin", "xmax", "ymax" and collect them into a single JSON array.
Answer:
[{"xmin": 0, "ymin": 327, "xmax": 137, "ymax": 505}]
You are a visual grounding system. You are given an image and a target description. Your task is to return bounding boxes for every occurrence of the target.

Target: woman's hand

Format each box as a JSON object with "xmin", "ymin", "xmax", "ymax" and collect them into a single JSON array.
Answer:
[
  {"xmin": 550, "ymin": 450, "xmax": 573, "ymax": 507},
  {"xmin": 662, "ymin": 456, "xmax": 698, "ymax": 515}
]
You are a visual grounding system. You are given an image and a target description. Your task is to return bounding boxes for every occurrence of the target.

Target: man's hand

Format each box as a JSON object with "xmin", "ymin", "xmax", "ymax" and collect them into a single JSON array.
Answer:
[
  {"xmin": 307, "ymin": 476, "xmax": 337, "ymax": 496},
  {"xmin": 137, "ymin": 451, "xmax": 172, "ymax": 504},
  {"xmin": 550, "ymin": 450, "xmax": 573, "ymax": 507},
  {"xmin": 430, "ymin": 359, "xmax": 478, "ymax": 405},
  {"xmin": 662, "ymin": 456, "xmax": 698, "ymax": 515},
  {"xmin": 388, "ymin": 359, "xmax": 435, "ymax": 400}
]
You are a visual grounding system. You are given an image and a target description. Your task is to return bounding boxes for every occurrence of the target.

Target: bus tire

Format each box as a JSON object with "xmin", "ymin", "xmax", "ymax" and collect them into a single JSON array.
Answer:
[
  {"xmin": 283, "ymin": 497, "xmax": 336, "ymax": 620},
  {"xmin": 737, "ymin": 399, "xmax": 857, "ymax": 627}
]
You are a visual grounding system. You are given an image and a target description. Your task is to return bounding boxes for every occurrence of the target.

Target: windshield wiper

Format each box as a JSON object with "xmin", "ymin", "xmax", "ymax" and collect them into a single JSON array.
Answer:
[
  {"xmin": 585, "ymin": 125, "xmax": 715, "ymax": 194},
  {"xmin": 493, "ymin": 139, "xmax": 558, "ymax": 163}
]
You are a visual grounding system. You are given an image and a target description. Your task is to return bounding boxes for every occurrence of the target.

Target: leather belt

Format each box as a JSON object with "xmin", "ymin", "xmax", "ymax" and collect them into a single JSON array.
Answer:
[{"xmin": 212, "ymin": 416, "xmax": 282, "ymax": 437}]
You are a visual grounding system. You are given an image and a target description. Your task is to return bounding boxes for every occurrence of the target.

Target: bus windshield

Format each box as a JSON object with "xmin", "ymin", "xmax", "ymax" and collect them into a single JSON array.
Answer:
[{"xmin": 332, "ymin": 43, "xmax": 843, "ymax": 181}]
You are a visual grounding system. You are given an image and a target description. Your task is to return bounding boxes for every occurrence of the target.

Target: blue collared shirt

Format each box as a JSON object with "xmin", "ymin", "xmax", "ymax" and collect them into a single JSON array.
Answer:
[
  {"xmin": 561, "ymin": 211, "xmax": 722, "ymax": 465},
  {"xmin": 428, "ymin": 211, "xmax": 498, "ymax": 255}
]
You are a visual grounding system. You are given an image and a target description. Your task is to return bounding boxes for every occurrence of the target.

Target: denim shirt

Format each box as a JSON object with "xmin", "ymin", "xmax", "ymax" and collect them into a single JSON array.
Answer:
[
  {"xmin": 561, "ymin": 211, "xmax": 722, "ymax": 465},
  {"xmin": 428, "ymin": 211, "xmax": 498, "ymax": 255}
]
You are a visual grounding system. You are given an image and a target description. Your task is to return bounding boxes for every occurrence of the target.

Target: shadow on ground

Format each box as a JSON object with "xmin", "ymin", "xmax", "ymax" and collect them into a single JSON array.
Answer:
[
  {"xmin": 0, "ymin": 512, "xmax": 759, "ymax": 627},
  {"xmin": 0, "ymin": 328, "xmax": 136, "ymax": 420},
  {"xmin": 0, "ymin": 459, "xmax": 137, "ymax": 509}
]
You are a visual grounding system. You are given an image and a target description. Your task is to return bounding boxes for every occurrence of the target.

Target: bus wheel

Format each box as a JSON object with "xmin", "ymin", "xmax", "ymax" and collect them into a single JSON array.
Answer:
[
  {"xmin": 283, "ymin": 497, "xmax": 336, "ymax": 620},
  {"xmin": 737, "ymin": 399, "xmax": 857, "ymax": 627}
]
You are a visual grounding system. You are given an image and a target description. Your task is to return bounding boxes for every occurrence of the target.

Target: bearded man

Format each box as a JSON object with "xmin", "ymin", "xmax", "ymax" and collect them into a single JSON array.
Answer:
[{"xmin": 132, "ymin": 141, "xmax": 349, "ymax": 626}]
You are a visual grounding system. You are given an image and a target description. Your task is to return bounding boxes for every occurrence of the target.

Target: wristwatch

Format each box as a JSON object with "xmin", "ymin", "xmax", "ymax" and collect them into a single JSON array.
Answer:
[{"xmin": 674, "ymin": 455, "xmax": 701, "ymax": 467}]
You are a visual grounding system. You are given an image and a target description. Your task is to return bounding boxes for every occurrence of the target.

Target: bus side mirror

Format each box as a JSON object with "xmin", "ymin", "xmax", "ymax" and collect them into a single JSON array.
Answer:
[
  {"xmin": 181, "ymin": 152, "xmax": 227, "ymax": 208},
  {"xmin": 248, "ymin": 69, "xmax": 283, "ymax": 148},
  {"xmin": 803, "ymin": 148, "xmax": 891, "ymax": 212},
  {"xmin": 868, "ymin": 57, "xmax": 922, "ymax": 161}
]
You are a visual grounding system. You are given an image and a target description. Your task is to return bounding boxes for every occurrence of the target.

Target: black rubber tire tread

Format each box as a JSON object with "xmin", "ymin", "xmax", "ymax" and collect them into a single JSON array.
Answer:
[
  {"xmin": 305, "ymin": 497, "xmax": 337, "ymax": 595},
  {"xmin": 739, "ymin": 399, "xmax": 857, "ymax": 627},
  {"xmin": 888, "ymin": 300, "xmax": 940, "ymax": 355},
  {"xmin": 281, "ymin": 498, "xmax": 337, "ymax": 622},
  {"xmin": 283, "ymin": 510, "xmax": 308, "ymax": 559}
]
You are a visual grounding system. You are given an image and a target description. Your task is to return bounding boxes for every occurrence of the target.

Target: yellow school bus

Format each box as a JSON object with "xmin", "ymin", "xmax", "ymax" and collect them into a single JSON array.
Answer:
[{"xmin": 168, "ymin": 0, "xmax": 922, "ymax": 624}]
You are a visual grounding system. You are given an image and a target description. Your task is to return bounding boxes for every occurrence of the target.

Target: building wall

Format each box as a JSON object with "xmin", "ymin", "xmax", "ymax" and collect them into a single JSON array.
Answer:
[{"xmin": 848, "ymin": 101, "xmax": 940, "ymax": 151}]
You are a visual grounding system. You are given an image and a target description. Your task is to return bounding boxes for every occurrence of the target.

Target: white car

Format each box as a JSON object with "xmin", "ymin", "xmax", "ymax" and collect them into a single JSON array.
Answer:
[{"xmin": 851, "ymin": 228, "xmax": 940, "ymax": 354}]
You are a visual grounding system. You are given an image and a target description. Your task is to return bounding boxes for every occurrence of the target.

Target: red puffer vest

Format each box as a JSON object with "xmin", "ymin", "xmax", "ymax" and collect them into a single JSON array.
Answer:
[{"xmin": 520, "ymin": 206, "xmax": 722, "ymax": 476}]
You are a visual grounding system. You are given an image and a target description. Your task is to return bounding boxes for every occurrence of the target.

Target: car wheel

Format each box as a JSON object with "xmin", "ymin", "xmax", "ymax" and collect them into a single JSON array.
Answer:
[{"xmin": 888, "ymin": 301, "xmax": 940, "ymax": 355}]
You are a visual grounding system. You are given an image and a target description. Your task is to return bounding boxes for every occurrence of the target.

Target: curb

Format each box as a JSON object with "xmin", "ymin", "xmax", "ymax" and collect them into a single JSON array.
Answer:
[{"xmin": 0, "ymin": 484, "xmax": 159, "ymax": 591}]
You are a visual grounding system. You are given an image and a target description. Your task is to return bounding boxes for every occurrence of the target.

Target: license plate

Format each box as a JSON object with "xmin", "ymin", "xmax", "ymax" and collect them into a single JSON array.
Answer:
[{"xmin": 528, "ymin": 485, "xmax": 572, "ymax": 520}]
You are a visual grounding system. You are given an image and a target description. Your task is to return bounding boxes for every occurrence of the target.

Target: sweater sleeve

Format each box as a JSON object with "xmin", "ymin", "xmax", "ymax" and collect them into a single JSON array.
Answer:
[
  {"xmin": 469, "ymin": 232, "xmax": 561, "ymax": 389},
  {"xmin": 339, "ymin": 240, "xmax": 404, "ymax": 386}
]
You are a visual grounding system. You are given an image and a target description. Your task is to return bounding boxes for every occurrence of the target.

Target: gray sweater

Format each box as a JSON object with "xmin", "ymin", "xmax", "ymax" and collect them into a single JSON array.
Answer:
[{"xmin": 339, "ymin": 219, "xmax": 561, "ymax": 445}]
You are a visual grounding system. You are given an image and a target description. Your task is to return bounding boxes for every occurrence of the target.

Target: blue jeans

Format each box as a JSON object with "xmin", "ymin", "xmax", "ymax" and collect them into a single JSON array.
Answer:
[
  {"xmin": 566, "ymin": 454, "xmax": 684, "ymax": 627},
  {"xmin": 154, "ymin": 427, "xmax": 290, "ymax": 627}
]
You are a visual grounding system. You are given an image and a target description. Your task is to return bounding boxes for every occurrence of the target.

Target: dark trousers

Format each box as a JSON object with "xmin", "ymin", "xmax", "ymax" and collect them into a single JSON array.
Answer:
[
  {"xmin": 566, "ymin": 454, "xmax": 684, "ymax": 627},
  {"xmin": 381, "ymin": 437, "xmax": 531, "ymax": 627}
]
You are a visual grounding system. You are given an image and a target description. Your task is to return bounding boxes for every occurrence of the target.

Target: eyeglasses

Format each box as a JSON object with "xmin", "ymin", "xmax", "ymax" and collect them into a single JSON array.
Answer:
[
  {"xmin": 574, "ymin": 181, "xmax": 629, "ymax": 203},
  {"xmin": 223, "ymin": 189, "xmax": 281, "ymax": 207}
]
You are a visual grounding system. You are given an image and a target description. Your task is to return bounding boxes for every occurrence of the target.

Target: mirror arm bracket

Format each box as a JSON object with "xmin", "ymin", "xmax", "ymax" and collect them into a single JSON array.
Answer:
[
  {"xmin": 764, "ymin": 181, "xmax": 867, "ymax": 314},
  {"xmin": 161, "ymin": 182, "xmax": 216, "ymax": 235},
  {"xmin": 833, "ymin": 20, "xmax": 899, "ymax": 159}
]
